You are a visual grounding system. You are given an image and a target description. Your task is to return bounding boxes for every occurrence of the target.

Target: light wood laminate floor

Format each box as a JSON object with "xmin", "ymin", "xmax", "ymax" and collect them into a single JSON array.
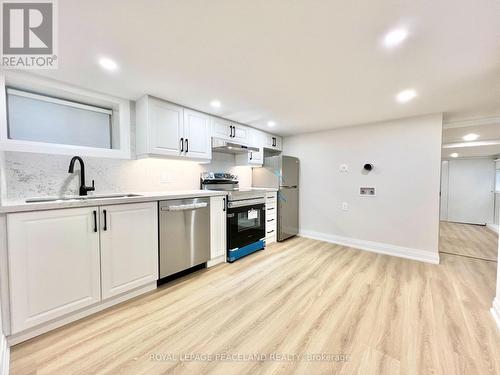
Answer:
[
  {"xmin": 10, "ymin": 237, "xmax": 500, "ymax": 375},
  {"xmin": 440, "ymin": 221, "xmax": 498, "ymax": 261}
]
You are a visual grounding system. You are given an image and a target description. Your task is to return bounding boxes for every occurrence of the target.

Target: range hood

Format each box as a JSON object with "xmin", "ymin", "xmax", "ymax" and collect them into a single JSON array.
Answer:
[{"xmin": 212, "ymin": 138, "xmax": 259, "ymax": 154}]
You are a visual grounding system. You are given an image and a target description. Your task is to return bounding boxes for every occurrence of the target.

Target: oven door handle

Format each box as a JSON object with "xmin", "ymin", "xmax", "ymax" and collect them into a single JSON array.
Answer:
[{"xmin": 227, "ymin": 198, "xmax": 265, "ymax": 208}]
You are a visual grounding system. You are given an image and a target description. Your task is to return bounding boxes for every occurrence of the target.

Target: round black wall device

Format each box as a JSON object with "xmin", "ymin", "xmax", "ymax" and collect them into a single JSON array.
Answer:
[{"xmin": 363, "ymin": 163, "xmax": 373, "ymax": 171}]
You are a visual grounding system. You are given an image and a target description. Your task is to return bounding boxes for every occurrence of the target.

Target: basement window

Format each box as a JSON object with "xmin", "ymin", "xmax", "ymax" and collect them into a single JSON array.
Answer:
[{"xmin": 6, "ymin": 88, "xmax": 113, "ymax": 149}]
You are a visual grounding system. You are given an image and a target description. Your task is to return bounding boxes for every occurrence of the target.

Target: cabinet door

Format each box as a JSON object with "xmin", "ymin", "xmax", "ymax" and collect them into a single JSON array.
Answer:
[
  {"xmin": 149, "ymin": 99, "xmax": 183, "ymax": 156},
  {"xmin": 249, "ymin": 148, "xmax": 263, "ymax": 165},
  {"xmin": 232, "ymin": 124, "xmax": 249, "ymax": 144},
  {"xmin": 7, "ymin": 208, "xmax": 101, "ymax": 333},
  {"xmin": 183, "ymin": 109, "xmax": 212, "ymax": 160},
  {"xmin": 212, "ymin": 117, "xmax": 233, "ymax": 140},
  {"xmin": 100, "ymin": 202, "xmax": 158, "ymax": 299},
  {"xmin": 273, "ymin": 136, "xmax": 282, "ymax": 150},
  {"xmin": 210, "ymin": 196, "xmax": 227, "ymax": 259}
]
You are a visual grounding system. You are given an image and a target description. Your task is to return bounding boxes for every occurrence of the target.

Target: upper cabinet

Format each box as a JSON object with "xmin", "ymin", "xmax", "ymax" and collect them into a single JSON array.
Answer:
[
  {"xmin": 136, "ymin": 96, "xmax": 211, "ymax": 160},
  {"xmin": 183, "ymin": 109, "xmax": 212, "ymax": 159},
  {"xmin": 212, "ymin": 117, "xmax": 249, "ymax": 145},
  {"xmin": 136, "ymin": 95, "xmax": 281, "ymax": 161},
  {"xmin": 260, "ymin": 131, "xmax": 282, "ymax": 151}
]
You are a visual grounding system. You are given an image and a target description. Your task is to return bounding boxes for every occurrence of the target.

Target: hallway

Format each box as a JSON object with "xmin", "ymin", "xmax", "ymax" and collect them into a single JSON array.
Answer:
[{"xmin": 439, "ymin": 221, "xmax": 498, "ymax": 262}]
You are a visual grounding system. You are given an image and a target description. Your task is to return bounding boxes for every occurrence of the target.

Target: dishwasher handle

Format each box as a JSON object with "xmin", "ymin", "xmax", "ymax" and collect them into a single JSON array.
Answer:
[{"xmin": 161, "ymin": 202, "xmax": 208, "ymax": 211}]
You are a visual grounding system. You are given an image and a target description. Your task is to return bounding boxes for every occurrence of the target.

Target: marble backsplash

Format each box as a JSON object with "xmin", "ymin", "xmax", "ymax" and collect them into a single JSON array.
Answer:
[{"xmin": 3, "ymin": 151, "xmax": 252, "ymax": 202}]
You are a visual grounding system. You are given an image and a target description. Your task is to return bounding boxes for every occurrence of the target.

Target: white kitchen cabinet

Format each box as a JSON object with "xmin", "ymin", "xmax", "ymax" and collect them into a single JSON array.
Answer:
[
  {"xmin": 136, "ymin": 96, "xmax": 184, "ymax": 156},
  {"xmin": 235, "ymin": 147, "xmax": 263, "ymax": 166},
  {"xmin": 212, "ymin": 117, "xmax": 249, "ymax": 144},
  {"xmin": 7, "ymin": 207, "xmax": 101, "ymax": 333},
  {"xmin": 183, "ymin": 109, "xmax": 212, "ymax": 160},
  {"xmin": 136, "ymin": 96, "xmax": 211, "ymax": 160},
  {"xmin": 261, "ymin": 132, "xmax": 282, "ymax": 151},
  {"xmin": 235, "ymin": 128, "xmax": 263, "ymax": 166},
  {"xmin": 100, "ymin": 202, "xmax": 158, "ymax": 299},
  {"xmin": 209, "ymin": 196, "xmax": 226, "ymax": 265},
  {"xmin": 265, "ymin": 192, "xmax": 277, "ymax": 244}
]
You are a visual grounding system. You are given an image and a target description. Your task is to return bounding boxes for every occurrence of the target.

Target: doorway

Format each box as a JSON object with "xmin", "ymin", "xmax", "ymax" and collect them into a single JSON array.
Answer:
[{"xmin": 440, "ymin": 120, "xmax": 499, "ymax": 262}]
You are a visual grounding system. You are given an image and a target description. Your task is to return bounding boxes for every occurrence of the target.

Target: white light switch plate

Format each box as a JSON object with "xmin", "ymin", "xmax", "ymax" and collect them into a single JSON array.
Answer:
[
  {"xmin": 339, "ymin": 164, "xmax": 349, "ymax": 173},
  {"xmin": 342, "ymin": 202, "xmax": 348, "ymax": 211}
]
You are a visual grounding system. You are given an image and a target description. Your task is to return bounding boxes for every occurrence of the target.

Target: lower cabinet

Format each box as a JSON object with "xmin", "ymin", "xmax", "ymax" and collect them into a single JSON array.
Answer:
[
  {"xmin": 99, "ymin": 202, "xmax": 158, "ymax": 299},
  {"xmin": 6, "ymin": 202, "xmax": 159, "ymax": 334},
  {"xmin": 209, "ymin": 196, "xmax": 226, "ymax": 265},
  {"xmin": 7, "ymin": 207, "xmax": 101, "ymax": 333},
  {"xmin": 265, "ymin": 192, "xmax": 277, "ymax": 244}
]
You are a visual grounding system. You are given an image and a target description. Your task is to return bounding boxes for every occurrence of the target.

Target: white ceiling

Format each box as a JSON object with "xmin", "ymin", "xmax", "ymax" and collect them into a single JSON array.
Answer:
[{"xmin": 34, "ymin": 0, "xmax": 500, "ymax": 136}]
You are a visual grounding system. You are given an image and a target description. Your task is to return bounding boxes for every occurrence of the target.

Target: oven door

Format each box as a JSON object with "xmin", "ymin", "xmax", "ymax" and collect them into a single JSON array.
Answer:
[{"xmin": 227, "ymin": 200, "xmax": 266, "ymax": 250}]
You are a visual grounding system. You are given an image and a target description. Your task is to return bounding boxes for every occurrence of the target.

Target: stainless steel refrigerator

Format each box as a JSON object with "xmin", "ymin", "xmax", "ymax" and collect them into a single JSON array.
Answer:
[{"xmin": 252, "ymin": 155, "xmax": 299, "ymax": 241}]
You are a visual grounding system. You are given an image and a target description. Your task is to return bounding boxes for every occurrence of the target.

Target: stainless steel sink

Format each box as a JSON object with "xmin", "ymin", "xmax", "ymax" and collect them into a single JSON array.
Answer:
[{"xmin": 25, "ymin": 193, "xmax": 142, "ymax": 203}]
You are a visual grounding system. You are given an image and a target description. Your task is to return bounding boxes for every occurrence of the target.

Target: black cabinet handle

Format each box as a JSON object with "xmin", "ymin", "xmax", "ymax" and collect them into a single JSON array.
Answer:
[
  {"xmin": 250, "ymin": 151, "xmax": 253, "ymax": 160},
  {"xmin": 103, "ymin": 209, "xmax": 107, "ymax": 231},
  {"xmin": 180, "ymin": 137, "xmax": 184, "ymax": 152},
  {"xmin": 223, "ymin": 197, "xmax": 226, "ymax": 212},
  {"xmin": 267, "ymin": 230, "xmax": 275, "ymax": 234},
  {"xmin": 185, "ymin": 138, "xmax": 189, "ymax": 153},
  {"xmin": 93, "ymin": 210, "xmax": 97, "ymax": 232},
  {"xmin": 267, "ymin": 218, "xmax": 274, "ymax": 222}
]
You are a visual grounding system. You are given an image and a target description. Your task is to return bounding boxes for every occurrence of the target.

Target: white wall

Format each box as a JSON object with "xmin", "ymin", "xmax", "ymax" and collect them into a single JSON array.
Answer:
[
  {"xmin": 440, "ymin": 158, "xmax": 495, "ymax": 225},
  {"xmin": 283, "ymin": 114, "xmax": 443, "ymax": 262},
  {"xmin": 0, "ymin": 289, "xmax": 7, "ymax": 375},
  {"xmin": 440, "ymin": 161, "xmax": 449, "ymax": 221}
]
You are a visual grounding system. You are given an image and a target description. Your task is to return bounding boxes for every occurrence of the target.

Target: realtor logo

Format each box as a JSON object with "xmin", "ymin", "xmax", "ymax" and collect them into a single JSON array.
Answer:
[{"xmin": 1, "ymin": 0, "xmax": 58, "ymax": 69}]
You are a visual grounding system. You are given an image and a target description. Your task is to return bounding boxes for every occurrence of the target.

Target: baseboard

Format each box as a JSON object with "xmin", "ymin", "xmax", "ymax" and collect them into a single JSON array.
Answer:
[
  {"xmin": 486, "ymin": 223, "xmax": 499, "ymax": 234},
  {"xmin": 0, "ymin": 333, "xmax": 8, "ymax": 375},
  {"xmin": 491, "ymin": 298, "xmax": 500, "ymax": 331},
  {"xmin": 7, "ymin": 282, "xmax": 156, "ymax": 346},
  {"xmin": 299, "ymin": 230, "xmax": 440, "ymax": 264}
]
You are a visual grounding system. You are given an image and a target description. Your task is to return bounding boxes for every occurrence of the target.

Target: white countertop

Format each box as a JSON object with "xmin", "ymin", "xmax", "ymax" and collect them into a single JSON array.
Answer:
[{"xmin": 0, "ymin": 190, "xmax": 228, "ymax": 214}]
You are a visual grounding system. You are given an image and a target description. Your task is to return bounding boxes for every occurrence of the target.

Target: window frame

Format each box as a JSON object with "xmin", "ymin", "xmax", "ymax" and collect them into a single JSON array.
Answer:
[{"xmin": 0, "ymin": 72, "xmax": 131, "ymax": 159}]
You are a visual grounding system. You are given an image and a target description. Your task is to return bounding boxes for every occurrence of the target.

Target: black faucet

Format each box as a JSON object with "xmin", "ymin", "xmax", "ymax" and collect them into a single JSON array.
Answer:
[{"xmin": 68, "ymin": 156, "xmax": 95, "ymax": 196}]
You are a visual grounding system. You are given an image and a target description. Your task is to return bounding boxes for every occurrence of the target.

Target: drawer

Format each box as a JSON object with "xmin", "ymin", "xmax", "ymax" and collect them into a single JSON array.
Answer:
[
  {"xmin": 266, "ymin": 217, "xmax": 276, "ymax": 229},
  {"xmin": 266, "ymin": 232, "xmax": 277, "ymax": 245},
  {"xmin": 266, "ymin": 205, "xmax": 276, "ymax": 215},
  {"xmin": 266, "ymin": 192, "xmax": 277, "ymax": 200},
  {"xmin": 266, "ymin": 227, "xmax": 277, "ymax": 238},
  {"xmin": 266, "ymin": 220, "xmax": 276, "ymax": 232}
]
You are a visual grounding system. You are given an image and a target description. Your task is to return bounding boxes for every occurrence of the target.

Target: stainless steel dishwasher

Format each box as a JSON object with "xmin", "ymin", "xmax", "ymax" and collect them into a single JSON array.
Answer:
[{"xmin": 159, "ymin": 197, "xmax": 210, "ymax": 278}]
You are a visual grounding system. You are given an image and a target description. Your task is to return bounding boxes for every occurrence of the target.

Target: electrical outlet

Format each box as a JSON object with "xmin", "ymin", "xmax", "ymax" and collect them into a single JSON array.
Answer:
[
  {"xmin": 339, "ymin": 164, "xmax": 349, "ymax": 173},
  {"xmin": 342, "ymin": 202, "xmax": 348, "ymax": 211},
  {"xmin": 360, "ymin": 187, "xmax": 376, "ymax": 196}
]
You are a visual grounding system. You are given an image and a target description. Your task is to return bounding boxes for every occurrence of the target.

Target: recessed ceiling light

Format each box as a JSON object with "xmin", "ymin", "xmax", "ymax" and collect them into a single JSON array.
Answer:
[
  {"xmin": 396, "ymin": 89, "xmax": 417, "ymax": 103},
  {"xmin": 98, "ymin": 57, "xmax": 118, "ymax": 71},
  {"xmin": 450, "ymin": 153, "xmax": 459, "ymax": 158},
  {"xmin": 462, "ymin": 133, "xmax": 479, "ymax": 141},
  {"xmin": 384, "ymin": 28, "xmax": 408, "ymax": 48},
  {"xmin": 267, "ymin": 121, "xmax": 276, "ymax": 127},
  {"xmin": 210, "ymin": 100, "xmax": 221, "ymax": 108}
]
